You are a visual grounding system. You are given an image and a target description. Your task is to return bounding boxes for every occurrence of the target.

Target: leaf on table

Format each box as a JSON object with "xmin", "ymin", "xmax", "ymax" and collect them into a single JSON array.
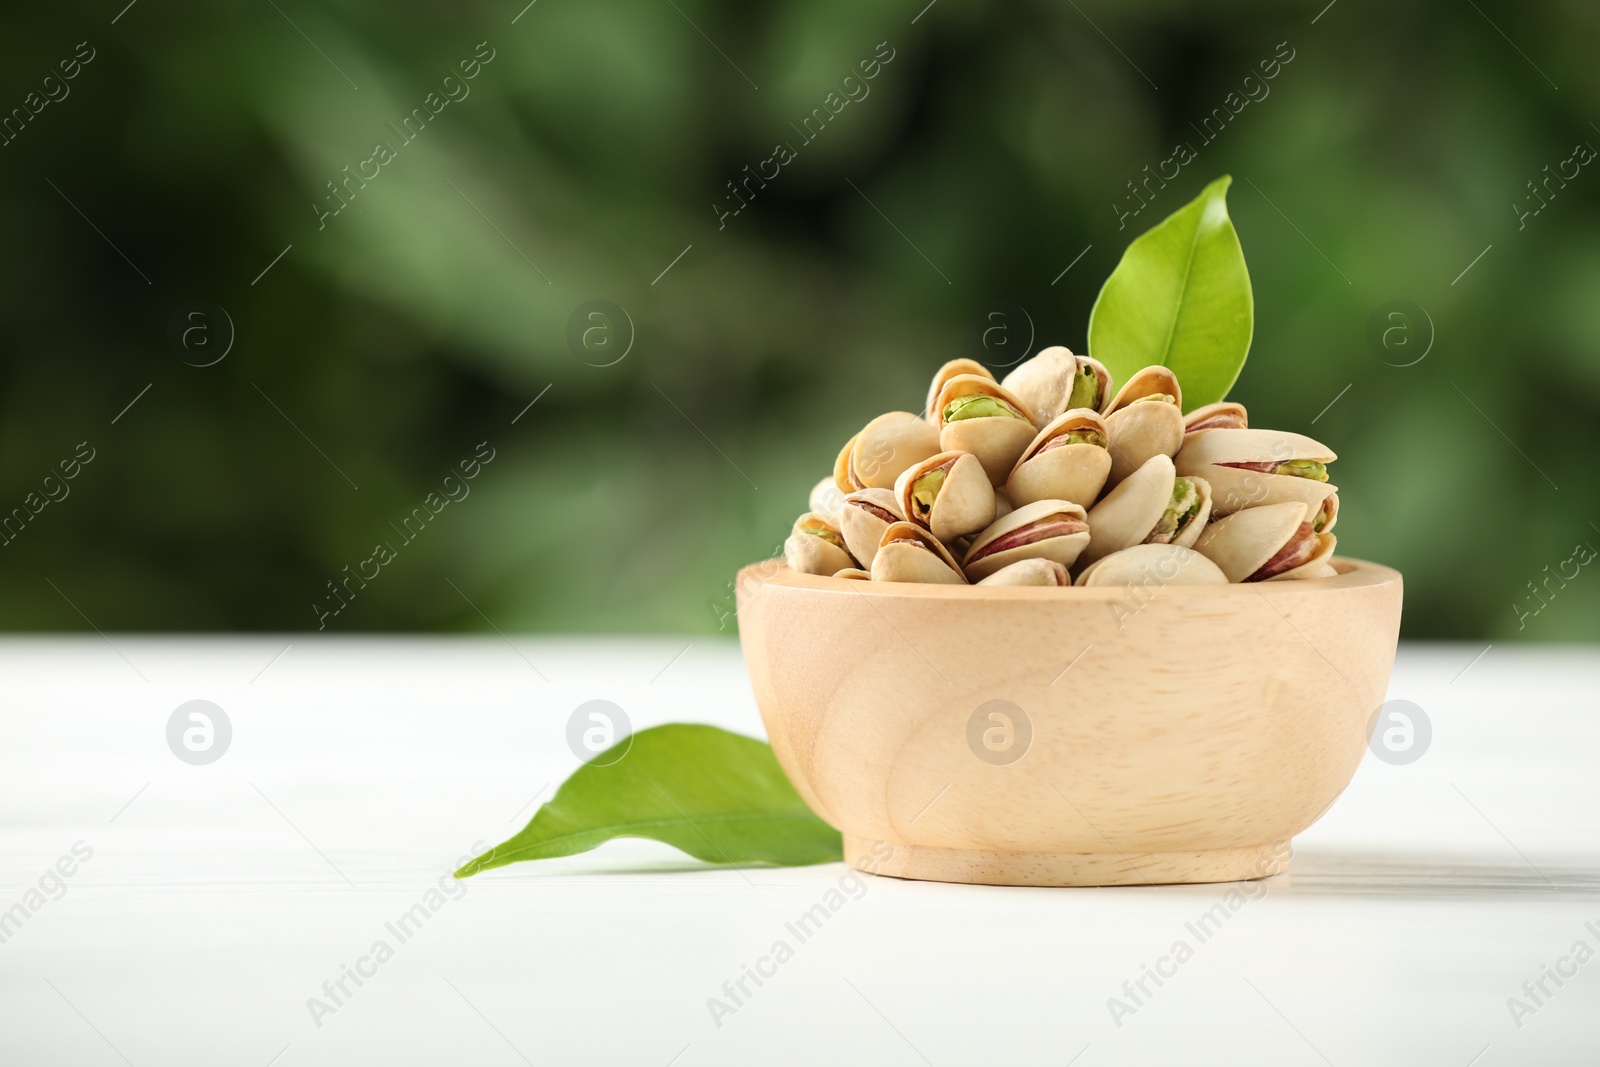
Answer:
[
  {"xmin": 1087, "ymin": 174, "xmax": 1254, "ymax": 412},
  {"xmin": 455, "ymin": 724, "xmax": 842, "ymax": 877}
]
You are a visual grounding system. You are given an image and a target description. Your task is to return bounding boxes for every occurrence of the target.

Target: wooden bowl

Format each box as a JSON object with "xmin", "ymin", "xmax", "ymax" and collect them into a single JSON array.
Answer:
[{"xmin": 736, "ymin": 558, "xmax": 1402, "ymax": 886}]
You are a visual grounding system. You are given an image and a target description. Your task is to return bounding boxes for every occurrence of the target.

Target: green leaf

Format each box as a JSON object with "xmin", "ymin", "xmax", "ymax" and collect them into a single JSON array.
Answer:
[
  {"xmin": 455, "ymin": 724, "xmax": 842, "ymax": 877},
  {"xmin": 1087, "ymin": 175, "xmax": 1254, "ymax": 412}
]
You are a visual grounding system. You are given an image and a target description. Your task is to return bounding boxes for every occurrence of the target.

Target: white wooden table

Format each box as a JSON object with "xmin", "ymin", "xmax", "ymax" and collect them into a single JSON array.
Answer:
[{"xmin": 1, "ymin": 638, "xmax": 1595, "ymax": 1066}]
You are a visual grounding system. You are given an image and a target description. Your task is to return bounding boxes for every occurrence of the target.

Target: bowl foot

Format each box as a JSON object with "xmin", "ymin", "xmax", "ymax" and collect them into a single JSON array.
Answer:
[{"xmin": 846, "ymin": 835, "xmax": 1290, "ymax": 887}]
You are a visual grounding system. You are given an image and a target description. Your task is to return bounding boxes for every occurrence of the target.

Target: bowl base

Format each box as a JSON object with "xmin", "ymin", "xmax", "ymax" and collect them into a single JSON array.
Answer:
[{"xmin": 846, "ymin": 835, "xmax": 1290, "ymax": 887}]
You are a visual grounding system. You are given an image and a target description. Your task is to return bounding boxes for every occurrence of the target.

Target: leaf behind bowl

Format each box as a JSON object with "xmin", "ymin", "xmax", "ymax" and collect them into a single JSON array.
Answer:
[
  {"xmin": 455, "ymin": 724, "xmax": 842, "ymax": 876},
  {"xmin": 1087, "ymin": 174, "xmax": 1253, "ymax": 412}
]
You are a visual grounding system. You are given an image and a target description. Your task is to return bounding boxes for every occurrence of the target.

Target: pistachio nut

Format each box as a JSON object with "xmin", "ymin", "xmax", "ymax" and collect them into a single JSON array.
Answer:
[
  {"xmin": 962, "ymin": 498, "xmax": 1091, "ymax": 581},
  {"xmin": 934, "ymin": 374, "xmax": 1038, "ymax": 485},
  {"xmin": 894, "ymin": 450, "xmax": 997, "ymax": 543},
  {"xmin": 833, "ymin": 411, "xmax": 941, "ymax": 493},
  {"xmin": 871, "ymin": 521, "xmax": 968, "ymax": 584},
  {"xmin": 924, "ymin": 359, "xmax": 994, "ymax": 424},
  {"xmin": 1000, "ymin": 346, "xmax": 1113, "ymax": 424},
  {"xmin": 993, "ymin": 487, "xmax": 1015, "ymax": 521},
  {"xmin": 1314, "ymin": 492, "xmax": 1339, "ymax": 534},
  {"xmin": 1174, "ymin": 427, "xmax": 1337, "ymax": 518},
  {"xmin": 1074, "ymin": 543, "xmax": 1228, "ymax": 587},
  {"xmin": 1079, "ymin": 454, "xmax": 1213, "ymax": 567},
  {"xmin": 975, "ymin": 558, "xmax": 1072, "ymax": 587},
  {"xmin": 834, "ymin": 567, "xmax": 872, "ymax": 580},
  {"xmin": 1103, "ymin": 366, "xmax": 1185, "ymax": 489},
  {"xmin": 809, "ymin": 476, "xmax": 847, "ymax": 527},
  {"xmin": 1183, "ymin": 401, "xmax": 1248, "ymax": 437},
  {"xmin": 784, "ymin": 511, "xmax": 857, "ymax": 576},
  {"xmin": 839, "ymin": 488, "xmax": 904, "ymax": 569},
  {"xmin": 1005, "ymin": 408, "xmax": 1112, "ymax": 508},
  {"xmin": 1192, "ymin": 501, "xmax": 1337, "ymax": 582}
]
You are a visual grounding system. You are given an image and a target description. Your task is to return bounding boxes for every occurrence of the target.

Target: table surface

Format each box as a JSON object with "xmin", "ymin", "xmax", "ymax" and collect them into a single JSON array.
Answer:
[{"xmin": 0, "ymin": 637, "xmax": 1596, "ymax": 1066}]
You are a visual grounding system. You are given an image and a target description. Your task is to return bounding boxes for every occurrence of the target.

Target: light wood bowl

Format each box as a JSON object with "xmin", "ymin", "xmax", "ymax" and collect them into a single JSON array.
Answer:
[{"xmin": 736, "ymin": 558, "xmax": 1402, "ymax": 886}]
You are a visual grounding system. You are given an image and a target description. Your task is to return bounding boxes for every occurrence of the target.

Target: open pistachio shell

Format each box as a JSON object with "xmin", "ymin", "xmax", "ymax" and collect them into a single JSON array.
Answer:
[
  {"xmin": 1191, "ymin": 501, "xmax": 1321, "ymax": 582},
  {"xmin": 833, "ymin": 411, "xmax": 941, "ymax": 493},
  {"xmin": 1005, "ymin": 408, "xmax": 1112, "ymax": 508},
  {"xmin": 962, "ymin": 498, "xmax": 1090, "ymax": 582},
  {"xmin": 1080, "ymin": 454, "xmax": 1167, "ymax": 566},
  {"xmin": 924, "ymin": 359, "xmax": 994, "ymax": 423},
  {"xmin": 993, "ymin": 488, "xmax": 1015, "ymax": 520},
  {"xmin": 1314, "ymin": 492, "xmax": 1339, "ymax": 535},
  {"xmin": 895, "ymin": 450, "xmax": 996, "ymax": 543},
  {"xmin": 934, "ymin": 374, "xmax": 1038, "ymax": 486},
  {"xmin": 1175, "ymin": 428, "xmax": 1337, "ymax": 518},
  {"xmin": 1000, "ymin": 347, "xmax": 1113, "ymax": 423},
  {"xmin": 1075, "ymin": 543, "xmax": 1228, "ymax": 587},
  {"xmin": 839, "ymin": 488, "xmax": 904, "ymax": 569},
  {"xmin": 871, "ymin": 521, "xmax": 968, "ymax": 584},
  {"xmin": 809, "ymin": 476, "xmax": 847, "ymax": 526},
  {"xmin": 784, "ymin": 511, "xmax": 856, "ymax": 576},
  {"xmin": 1265, "ymin": 532, "xmax": 1338, "ymax": 581},
  {"xmin": 832, "ymin": 433, "xmax": 859, "ymax": 493},
  {"xmin": 1106, "ymin": 365, "xmax": 1183, "ymax": 413},
  {"xmin": 1183, "ymin": 401, "xmax": 1248, "ymax": 437},
  {"xmin": 1173, "ymin": 478, "xmax": 1214, "ymax": 549},
  {"xmin": 975, "ymin": 558, "xmax": 1072, "ymax": 587},
  {"xmin": 1103, "ymin": 366, "xmax": 1185, "ymax": 489},
  {"xmin": 1080, "ymin": 458, "xmax": 1212, "ymax": 569}
]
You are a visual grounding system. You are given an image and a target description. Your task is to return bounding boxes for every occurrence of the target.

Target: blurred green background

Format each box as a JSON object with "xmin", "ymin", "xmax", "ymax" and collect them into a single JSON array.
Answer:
[{"xmin": 1, "ymin": 0, "xmax": 1596, "ymax": 640}]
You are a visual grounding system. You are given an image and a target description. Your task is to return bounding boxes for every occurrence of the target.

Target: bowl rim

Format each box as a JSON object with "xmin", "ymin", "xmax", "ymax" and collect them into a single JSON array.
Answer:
[{"xmin": 738, "ymin": 556, "xmax": 1401, "ymax": 602}]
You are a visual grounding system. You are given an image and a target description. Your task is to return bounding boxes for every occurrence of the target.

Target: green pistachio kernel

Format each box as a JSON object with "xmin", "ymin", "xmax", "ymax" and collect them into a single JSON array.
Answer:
[
  {"xmin": 1275, "ymin": 459, "xmax": 1328, "ymax": 482},
  {"xmin": 1149, "ymin": 477, "xmax": 1200, "ymax": 541},
  {"xmin": 800, "ymin": 522, "xmax": 846, "ymax": 550},
  {"xmin": 943, "ymin": 394, "xmax": 1025, "ymax": 423},
  {"xmin": 910, "ymin": 469, "xmax": 946, "ymax": 516},
  {"xmin": 1058, "ymin": 429, "xmax": 1107, "ymax": 449},
  {"xmin": 1067, "ymin": 366, "xmax": 1100, "ymax": 410}
]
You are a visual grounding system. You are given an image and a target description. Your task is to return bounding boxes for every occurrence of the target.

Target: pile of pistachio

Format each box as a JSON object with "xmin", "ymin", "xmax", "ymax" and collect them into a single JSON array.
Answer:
[{"xmin": 784, "ymin": 347, "xmax": 1339, "ymax": 587}]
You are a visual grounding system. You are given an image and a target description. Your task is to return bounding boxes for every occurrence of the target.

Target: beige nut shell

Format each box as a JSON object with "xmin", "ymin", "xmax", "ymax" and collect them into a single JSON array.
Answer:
[
  {"xmin": 783, "ymin": 512, "xmax": 856, "ymax": 576},
  {"xmin": 1075, "ymin": 543, "xmax": 1228, "ymax": 587},
  {"xmin": 1103, "ymin": 366, "xmax": 1185, "ymax": 489},
  {"xmin": 1267, "ymin": 532, "xmax": 1339, "ymax": 581},
  {"xmin": 833, "ymin": 412, "xmax": 941, "ymax": 493},
  {"xmin": 1192, "ymin": 501, "xmax": 1307, "ymax": 582},
  {"xmin": 975, "ymin": 558, "xmax": 1072, "ymax": 587},
  {"xmin": 809, "ymin": 476, "xmax": 847, "ymax": 527},
  {"xmin": 1184, "ymin": 401, "xmax": 1248, "ymax": 436},
  {"xmin": 1175, "ymin": 428, "xmax": 1337, "ymax": 518},
  {"xmin": 1000, "ymin": 347, "xmax": 1113, "ymax": 424},
  {"xmin": 962, "ymin": 498, "xmax": 1090, "ymax": 582},
  {"xmin": 1005, "ymin": 409, "xmax": 1112, "ymax": 509},
  {"xmin": 1316, "ymin": 492, "xmax": 1340, "ymax": 535},
  {"xmin": 924, "ymin": 359, "xmax": 994, "ymax": 424},
  {"xmin": 894, "ymin": 451, "xmax": 996, "ymax": 543},
  {"xmin": 839, "ymin": 488, "xmax": 904, "ymax": 569},
  {"xmin": 934, "ymin": 375, "xmax": 1038, "ymax": 486},
  {"xmin": 1080, "ymin": 454, "xmax": 1172, "ymax": 567},
  {"xmin": 871, "ymin": 521, "xmax": 968, "ymax": 584},
  {"xmin": 1080, "ymin": 458, "xmax": 1212, "ymax": 569}
]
